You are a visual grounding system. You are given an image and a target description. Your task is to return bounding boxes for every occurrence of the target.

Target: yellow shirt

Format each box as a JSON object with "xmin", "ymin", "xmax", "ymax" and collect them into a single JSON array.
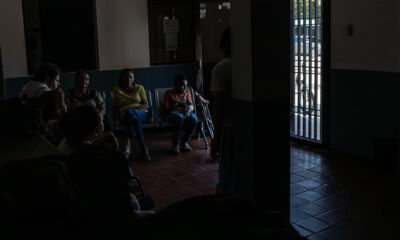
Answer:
[{"xmin": 112, "ymin": 84, "xmax": 147, "ymax": 117}]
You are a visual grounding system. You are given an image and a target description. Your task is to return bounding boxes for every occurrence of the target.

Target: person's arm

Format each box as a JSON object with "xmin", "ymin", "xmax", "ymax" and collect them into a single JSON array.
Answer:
[
  {"xmin": 185, "ymin": 90, "xmax": 194, "ymax": 117},
  {"xmin": 138, "ymin": 86, "xmax": 148, "ymax": 111},
  {"xmin": 56, "ymin": 88, "xmax": 68, "ymax": 115},
  {"xmin": 64, "ymin": 92, "xmax": 72, "ymax": 112},
  {"xmin": 96, "ymin": 91, "xmax": 106, "ymax": 116},
  {"xmin": 163, "ymin": 90, "xmax": 177, "ymax": 113}
]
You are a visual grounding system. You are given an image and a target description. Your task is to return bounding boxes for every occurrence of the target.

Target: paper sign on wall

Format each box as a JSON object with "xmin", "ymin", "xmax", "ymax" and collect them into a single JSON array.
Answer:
[{"xmin": 163, "ymin": 19, "xmax": 179, "ymax": 34}]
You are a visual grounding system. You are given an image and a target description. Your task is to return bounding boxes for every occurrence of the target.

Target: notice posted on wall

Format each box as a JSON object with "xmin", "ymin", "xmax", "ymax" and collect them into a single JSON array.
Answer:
[
  {"xmin": 165, "ymin": 34, "xmax": 178, "ymax": 51},
  {"xmin": 163, "ymin": 19, "xmax": 179, "ymax": 34}
]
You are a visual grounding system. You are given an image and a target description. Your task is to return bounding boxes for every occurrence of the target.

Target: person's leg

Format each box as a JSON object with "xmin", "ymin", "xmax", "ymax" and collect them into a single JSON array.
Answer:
[
  {"xmin": 181, "ymin": 112, "xmax": 199, "ymax": 144},
  {"xmin": 130, "ymin": 110, "xmax": 149, "ymax": 151},
  {"xmin": 123, "ymin": 109, "xmax": 149, "ymax": 151},
  {"xmin": 216, "ymin": 127, "xmax": 234, "ymax": 194},
  {"xmin": 167, "ymin": 111, "xmax": 185, "ymax": 148}
]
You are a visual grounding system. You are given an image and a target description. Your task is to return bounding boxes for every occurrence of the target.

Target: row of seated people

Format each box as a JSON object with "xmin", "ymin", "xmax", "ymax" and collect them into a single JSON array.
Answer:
[
  {"xmin": 18, "ymin": 63, "xmax": 199, "ymax": 162},
  {"xmin": 0, "ymin": 63, "xmax": 304, "ymax": 240},
  {"xmin": 112, "ymin": 69, "xmax": 199, "ymax": 161}
]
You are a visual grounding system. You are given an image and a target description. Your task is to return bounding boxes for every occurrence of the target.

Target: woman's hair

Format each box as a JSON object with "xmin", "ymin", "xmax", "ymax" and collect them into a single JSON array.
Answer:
[
  {"xmin": 173, "ymin": 75, "xmax": 187, "ymax": 87},
  {"xmin": 118, "ymin": 69, "xmax": 134, "ymax": 89},
  {"xmin": 219, "ymin": 27, "xmax": 231, "ymax": 57},
  {"xmin": 75, "ymin": 70, "xmax": 90, "ymax": 85},
  {"xmin": 59, "ymin": 105, "xmax": 100, "ymax": 148},
  {"xmin": 32, "ymin": 63, "xmax": 61, "ymax": 82}
]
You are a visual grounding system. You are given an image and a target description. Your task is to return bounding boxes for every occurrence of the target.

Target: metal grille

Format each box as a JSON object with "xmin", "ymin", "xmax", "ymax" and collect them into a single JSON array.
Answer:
[{"xmin": 291, "ymin": 0, "xmax": 323, "ymax": 142}]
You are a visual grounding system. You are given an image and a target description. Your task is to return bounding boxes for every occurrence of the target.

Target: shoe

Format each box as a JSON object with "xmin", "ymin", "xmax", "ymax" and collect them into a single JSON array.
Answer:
[
  {"xmin": 180, "ymin": 142, "xmax": 192, "ymax": 152},
  {"xmin": 171, "ymin": 145, "xmax": 180, "ymax": 154}
]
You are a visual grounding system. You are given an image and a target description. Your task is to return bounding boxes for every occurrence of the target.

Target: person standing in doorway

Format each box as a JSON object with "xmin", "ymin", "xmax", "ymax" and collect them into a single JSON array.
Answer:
[{"xmin": 210, "ymin": 27, "xmax": 233, "ymax": 194}]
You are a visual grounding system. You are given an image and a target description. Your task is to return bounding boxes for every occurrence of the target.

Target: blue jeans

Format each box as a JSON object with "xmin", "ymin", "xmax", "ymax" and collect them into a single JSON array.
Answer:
[
  {"xmin": 122, "ymin": 109, "xmax": 149, "ymax": 150},
  {"xmin": 167, "ymin": 111, "xmax": 198, "ymax": 147}
]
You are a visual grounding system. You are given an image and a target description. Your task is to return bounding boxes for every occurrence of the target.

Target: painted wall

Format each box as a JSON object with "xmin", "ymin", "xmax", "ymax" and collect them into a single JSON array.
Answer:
[
  {"xmin": 0, "ymin": 0, "xmax": 28, "ymax": 78},
  {"xmin": 0, "ymin": 0, "xmax": 151, "ymax": 78},
  {"xmin": 331, "ymin": 0, "xmax": 400, "ymax": 72},
  {"xmin": 96, "ymin": 0, "xmax": 150, "ymax": 70},
  {"xmin": 329, "ymin": 0, "xmax": 400, "ymax": 161}
]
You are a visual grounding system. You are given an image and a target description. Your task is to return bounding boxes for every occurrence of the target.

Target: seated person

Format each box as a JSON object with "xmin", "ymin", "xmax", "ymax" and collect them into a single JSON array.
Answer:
[
  {"xmin": 0, "ymin": 97, "xmax": 61, "ymax": 166},
  {"xmin": 58, "ymin": 105, "xmax": 154, "ymax": 224},
  {"xmin": 112, "ymin": 69, "xmax": 150, "ymax": 162},
  {"xmin": 58, "ymin": 105, "xmax": 118, "ymax": 154},
  {"xmin": 64, "ymin": 70, "xmax": 112, "ymax": 132},
  {"xmin": 19, "ymin": 63, "xmax": 61, "ymax": 99},
  {"xmin": 163, "ymin": 75, "xmax": 198, "ymax": 154}
]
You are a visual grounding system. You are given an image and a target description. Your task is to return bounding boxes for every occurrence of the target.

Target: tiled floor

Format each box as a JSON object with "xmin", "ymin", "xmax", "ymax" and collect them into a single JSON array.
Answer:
[
  {"xmin": 129, "ymin": 131, "xmax": 218, "ymax": 211},
  {"xmin": 129, "ymin": 132, "xmax": 400, "ymax": 239},
  {"xmin": 290, "ymin": 145, "xmax": 400, "ymax": 239}
]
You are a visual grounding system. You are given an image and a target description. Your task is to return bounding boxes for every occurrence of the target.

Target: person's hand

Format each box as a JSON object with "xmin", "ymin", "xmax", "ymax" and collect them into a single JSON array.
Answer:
[{"xmin": 138, "ymin": 104, "xmax": 148, "ymax": 111}]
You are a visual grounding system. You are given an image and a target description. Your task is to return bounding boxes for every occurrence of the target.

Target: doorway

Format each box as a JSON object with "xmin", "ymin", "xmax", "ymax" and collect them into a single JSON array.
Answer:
[{"xmin": 290, "ymin": 0, "xmax": 325, "ymax": 143}]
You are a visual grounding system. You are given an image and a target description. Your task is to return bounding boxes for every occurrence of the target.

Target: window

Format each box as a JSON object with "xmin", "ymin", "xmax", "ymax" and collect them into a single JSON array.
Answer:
[{"xmin": 22, "ymin": 0, "xmax": 98, "ymax": 74}]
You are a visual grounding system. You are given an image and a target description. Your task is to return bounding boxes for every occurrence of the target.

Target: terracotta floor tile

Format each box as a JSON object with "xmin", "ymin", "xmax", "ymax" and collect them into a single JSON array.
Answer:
[
  {"xmin": 151, "ymin": 189, "xmax": 178, "ymax": 200},
  {"xmin": 188, "ymin": 180, "xmax": 215, "ymax": 191},
  {"xmin": 193, "ymin": 170, "xmax": 214, "ymax": 179},
  {"xmin": 177, "ymin": 174, "xmax": 202, "ymax": 184},
  {"xmin": 168, "ymin": 169, "xmax": 190, "ymax": 178},
  {"xmin": 170, "ymin": 186, "xmax": 200, "ymax": 196}
]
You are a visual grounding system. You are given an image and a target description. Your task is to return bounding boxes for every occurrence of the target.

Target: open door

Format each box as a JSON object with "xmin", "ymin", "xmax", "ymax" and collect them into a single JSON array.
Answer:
[{"xmin": 291, "ymin": 0, "xmax": 327, "ymax": 144}]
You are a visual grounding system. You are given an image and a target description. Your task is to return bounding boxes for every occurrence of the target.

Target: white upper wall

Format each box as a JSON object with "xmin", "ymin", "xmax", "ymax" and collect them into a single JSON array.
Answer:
[
  {"xmin": 96, "ymin": 0, "xmax": 150, "ymax": 70},
  {"xmin": 331, "ymin": 0, "xmax": 400, "ymax": 72},
  {"xmin": 0, "ymin": 0, "xmax": 28, "ymax": 78}
]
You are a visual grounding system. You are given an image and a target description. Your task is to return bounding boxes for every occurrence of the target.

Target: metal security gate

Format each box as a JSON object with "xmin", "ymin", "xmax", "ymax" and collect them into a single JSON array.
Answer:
[{"xmin": 291, "ymin": 0, "xmax": 323, "ymax": 142}]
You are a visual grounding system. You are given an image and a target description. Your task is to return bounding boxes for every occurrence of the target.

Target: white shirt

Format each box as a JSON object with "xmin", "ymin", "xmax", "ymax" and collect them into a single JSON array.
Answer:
[
  {"xmin": 19, "ymin": 80, "xmax": 51, "ymax": 99},
  {"xmin": 210, "ymin": 58, "xmax": 232, "ymax": 93},
  {"xmin": 210, "ymin": 58, "xmax": 233, "ymax": 127}
]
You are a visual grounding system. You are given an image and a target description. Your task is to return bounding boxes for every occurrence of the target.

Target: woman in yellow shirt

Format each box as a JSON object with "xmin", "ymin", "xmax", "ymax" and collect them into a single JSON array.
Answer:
[{"xmin": 112, "ymin": 69, "xmax": 150, "ymax": 161}]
